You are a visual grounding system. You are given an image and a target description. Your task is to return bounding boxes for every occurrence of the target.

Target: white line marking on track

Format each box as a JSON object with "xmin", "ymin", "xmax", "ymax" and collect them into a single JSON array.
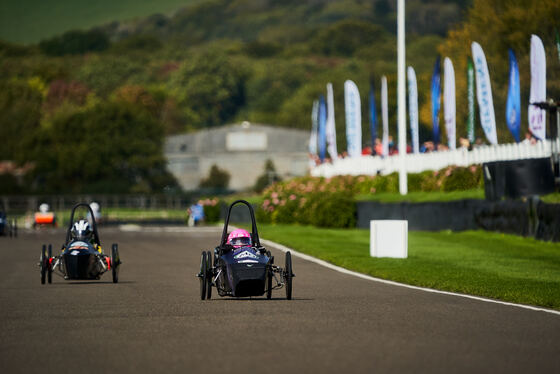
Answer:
[
  {"xmin": 117, "ymin": 225, "xmax": 559, "ymax": 316},
  {"xmin": 260, "ymin": 238, "xmax": 560, "ymax": 317}
]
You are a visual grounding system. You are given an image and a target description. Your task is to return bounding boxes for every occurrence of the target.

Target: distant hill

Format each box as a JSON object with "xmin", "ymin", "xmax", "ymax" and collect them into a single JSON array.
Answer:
[
  {"xmin": 101, "ymin": 0, "xmax": 471, "ymax": 43},
  {"xmin": 0, "ymin": 0, "xmax": 199, "ymax": 44}
]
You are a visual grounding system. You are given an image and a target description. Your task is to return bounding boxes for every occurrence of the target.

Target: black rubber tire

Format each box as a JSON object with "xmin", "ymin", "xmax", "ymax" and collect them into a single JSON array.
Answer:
[
  {"xmin": 285, "ymin": 251, "xmax": 293, "ymax": 300},
  {"xmin": 266, "ymin": 266, "xmax": 272, "ymax": 299},
  {"xmin": 199, "ymin": 252, "xmax": 207, "ymax": 300},
  {"xmin": 40, "ymin": 245, "xmax": 46, "ymax": 285},
  {"xmin": 111, "ymin": 243, "xmax": 120, "ymax": 284},
  {"xmin": 206, "ymin": 250, "xmax": 212, "ymax": 300},
  {"xmin": 47, "ymin": 244, "xmax": 52, "ymax": 284}
]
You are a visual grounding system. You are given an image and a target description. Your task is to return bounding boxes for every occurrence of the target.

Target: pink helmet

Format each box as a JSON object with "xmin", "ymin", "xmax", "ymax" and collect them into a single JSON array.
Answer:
[{"xmin": 227, "ymin": 228, "xmax": 252, "ymax": 248}]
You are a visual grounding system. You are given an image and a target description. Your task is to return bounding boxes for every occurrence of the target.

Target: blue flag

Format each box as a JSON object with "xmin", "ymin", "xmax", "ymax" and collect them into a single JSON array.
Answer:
[
  {"xmin": 369, "ymin": 82, "xmax": 377, "ymax": 155},
  {"xmin": 318, "ymin": 95, "xmax": 327, "ymax": 162},
  {"xmin": 506, "ymin": 49, "xmax": 521, "ymax": 142},
  {"xmin": 431, "ymin": 57, "xmax": 441, "ymax": 146}
]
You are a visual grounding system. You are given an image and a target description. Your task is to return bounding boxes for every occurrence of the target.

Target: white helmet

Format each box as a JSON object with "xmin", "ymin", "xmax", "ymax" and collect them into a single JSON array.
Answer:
[{"xmin": 71, "ymin": 220, "xmax": 92, "ymax": 241}]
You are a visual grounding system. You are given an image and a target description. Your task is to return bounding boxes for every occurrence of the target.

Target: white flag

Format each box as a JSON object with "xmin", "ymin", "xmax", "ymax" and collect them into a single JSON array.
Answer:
[
  {"xmin": 407, "ymin": 67, "xmax": 419, "ymax": 153},
  {"xmin": 326, "ymin": 83, "xmax": 338, "ymax": 160},
  {"xmin": 381, "ymin": 76, "xmax": 389, "ymax": 157},
  {"xmin": 529, "ymin": 34, "xmax": 546, "ymax": 140},
  {"xmin": 309, "ymin": 100, "xmax": 318, "ymax": 155},
  {"xmin": 443, "ymin": 57, "xmax": 456, "ymax": 150},
  {"xmin": 471, "ymin": 42, "xmax": 498, "ymax": 145},
  {"xmin": 344, "ymin": 80, "xmax": 362, "ymax": 158}
]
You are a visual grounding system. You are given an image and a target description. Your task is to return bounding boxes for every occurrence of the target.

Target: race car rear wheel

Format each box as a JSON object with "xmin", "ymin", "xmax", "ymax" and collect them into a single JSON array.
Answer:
[
  {"xmin": 111, "ymin": 244, "xmax": 120, "ymax": 284},
  {"xmin": 47, "ymin": 244, "xmax": 53, "ymax": 284},
  {"xmin": 40, "ymin": 245, "xmax": 47, "ymax": 285},
  {"xmin": 199, "ymin": 252, "xmax": 207, "ymax": 300},
  {"xmin": 285, "ymin": 251, "xmax": 293, "ymax": 300},
  {"xmin": 266, "ymin": 266, "xmax": 272, "ymax": 299},
  {"xmin": 206, "ymin": 250, "xmax": 212, "ymax": 299}
]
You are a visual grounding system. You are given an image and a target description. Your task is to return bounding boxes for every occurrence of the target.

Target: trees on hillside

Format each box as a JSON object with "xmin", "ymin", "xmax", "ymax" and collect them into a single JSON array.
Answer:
[{"xmin": 171, "ymin": 51, "xmax": 247, "ymax": 128}]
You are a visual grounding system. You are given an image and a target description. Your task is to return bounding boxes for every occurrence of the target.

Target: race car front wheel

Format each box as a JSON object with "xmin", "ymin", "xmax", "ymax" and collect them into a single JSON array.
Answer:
[
  {"xmin": 206, "ymin": 250, "xmax": 212, "ymax": 300},
  {"xmin": 40, "ymin": 245, "xmax": 47, "ymax": 285},
  {"xmin": 199, "ymin": 252, "xmax": 207, "ymax": 300},
  {"xmin": 111, "ymin": 244, "xmax": 120, "ymax": 284},
  {"xmin": 285, "ymin": 252, "xmax": 293, "ymax": 300},
  {"xmin": 47, "ymin": 244, "xmax": 52, "ymax": 284}
]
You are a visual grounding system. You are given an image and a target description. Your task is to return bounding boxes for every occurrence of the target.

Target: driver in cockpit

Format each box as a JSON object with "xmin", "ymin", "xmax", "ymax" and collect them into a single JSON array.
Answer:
[
  {"xmin": 227, "ymin": 229, "xmax": 252, "ymax": 249},
  {"xmin": 71, "ymin": 219, "xmax": 102, "ymax": 253}
]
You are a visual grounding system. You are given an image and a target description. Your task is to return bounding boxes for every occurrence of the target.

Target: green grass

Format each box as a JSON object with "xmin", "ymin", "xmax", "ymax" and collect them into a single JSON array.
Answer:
[
  {"xmin": 0, "ymin": 0, "xmax": 199, "ymax": 44},
  {"xmin": 541, "ymin": 192, "xmax": 560, "ymax": 204},
  {"xmin": 356, "ymin": 189, "xmax": 485, "ymax": 203},
  {"xmin": 255, "ymin": 224, "xmax": 560, "ymax": 310}
]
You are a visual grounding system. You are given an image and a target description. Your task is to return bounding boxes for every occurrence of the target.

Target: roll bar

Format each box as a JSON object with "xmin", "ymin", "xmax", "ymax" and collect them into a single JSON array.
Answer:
[
  {"xmin": 220, "ymin": 200, "xmax": 261, "ymax": 248},
  {"xmin": 65, "ymin": 203, "xmax": 101, "ymax": 245}
]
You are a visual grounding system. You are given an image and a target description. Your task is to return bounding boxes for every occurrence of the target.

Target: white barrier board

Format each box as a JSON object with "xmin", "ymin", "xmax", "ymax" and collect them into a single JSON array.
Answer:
[{"xmin": 370, "ymin": 220, "xmax": 408, "ymax": 258}]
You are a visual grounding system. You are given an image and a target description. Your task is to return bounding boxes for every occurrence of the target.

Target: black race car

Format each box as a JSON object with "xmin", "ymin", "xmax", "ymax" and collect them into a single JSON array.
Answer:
[
  {"xmin": 39, "ymin": 203, "xmax": 121, "ymax": 284},
  {"xmin": 197, "ymin": 200, "xmax": 294, "ymax": 300},
  {"xmin": 0, "ymin": 202, "xmax": 17, "ymax": 238}
]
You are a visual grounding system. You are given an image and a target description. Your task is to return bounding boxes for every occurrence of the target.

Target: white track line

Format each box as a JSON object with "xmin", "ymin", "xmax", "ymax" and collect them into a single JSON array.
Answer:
[
  {"xmin": 117, "ymin": 225, "xmax": 559, "ymax": 316},
  {"xmin": 260, "ymin": 238, "xmax": 560, "ymax": 316}
]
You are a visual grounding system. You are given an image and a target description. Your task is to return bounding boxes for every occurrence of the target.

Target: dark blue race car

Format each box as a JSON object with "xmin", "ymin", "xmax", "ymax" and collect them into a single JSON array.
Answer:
[
  {"xmin": 39, "ymin": 203, "xmax": 121, "ymax": 284},
  {"xmin": 197, "ymin": 200, "xmax": 294, "ymax": 300}
]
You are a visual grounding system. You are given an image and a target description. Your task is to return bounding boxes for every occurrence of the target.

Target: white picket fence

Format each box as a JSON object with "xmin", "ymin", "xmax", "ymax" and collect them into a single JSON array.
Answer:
[{"xmin": 311, "ymin": 139, "xmax": 560, "ymax": 177}]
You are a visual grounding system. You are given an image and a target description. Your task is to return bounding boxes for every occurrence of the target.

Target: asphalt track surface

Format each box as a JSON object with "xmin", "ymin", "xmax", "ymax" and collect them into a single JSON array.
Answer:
[{"xmin": 1, "ymin": 227, "xmax": 559, "ymax": 373}]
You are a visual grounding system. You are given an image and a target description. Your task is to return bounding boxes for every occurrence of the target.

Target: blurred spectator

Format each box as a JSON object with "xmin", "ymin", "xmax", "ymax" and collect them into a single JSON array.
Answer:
[
  {"xmin": 437, "ymin": 143, "xmax": 449, "ymax": 152},
  {"xmin": 421, "ymin": 141, "xmax": 435, "ymax": 153},
  {"xmin": 521, "ymin": 132, "xmax": 537, "ymax": 145},
  {"xmin": 187, "ymin": 201, "xmax": 205, "ymax": 227},
  {"xmin": 459, "ymin": 137, "xmax": 470, "ymax": 149},
  {"xmin": 374, "ymin": 138, "xmax": 383, "ymax": 155}
]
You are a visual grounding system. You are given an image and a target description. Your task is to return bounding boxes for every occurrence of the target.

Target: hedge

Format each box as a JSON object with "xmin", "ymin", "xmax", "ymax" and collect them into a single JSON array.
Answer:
[{"xmin": 257, "ymin": 165, "xmax": 482, "ymax": 228}]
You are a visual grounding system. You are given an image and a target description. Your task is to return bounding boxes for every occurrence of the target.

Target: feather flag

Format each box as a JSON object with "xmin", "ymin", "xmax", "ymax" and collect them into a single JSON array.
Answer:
[
  {"xmin": 381, "ymin": 76, "xmax": 389, "ymax": 157},
  {"xmin": 467, "ymin": 58, "xmax": 475, "ymax": 144},
  {"xmin": 443, "ymin": 57, "xmax": 456, "ymax": 150},
  {"xmin": 529, "ymin": 34, "xmax": 546, "ymax": 140},
  {"xmin": 344, "ymin": 80, "xmax": 362, "ymax": 158},
  {"xmin": 407, "ymin": 67, "xmax": 419, "ymax": 153},
  {"xmin": 326, "ymin": 83, "xmax": 338, "ymax": 161},
  {"xmin": 369, "ymin": 81, "xmax": 377, "ymax": 155},
  {"xmin": 506, "ymin": 49, "xmax": 521, "ymax": 142},
  {"xmin": 309, "ymin": 100, "xmax": 319, "ymax": 154},
  {"xmin": 471, "ymin": 42, "xmax": 498, "ymax": 145},
  {"xmin": 318, "ymin": 95, "xmax": 327, "ymax": 162},
  {"xmin": 431, "ymin": 57, "xmax": 441, "ymax": 146}
]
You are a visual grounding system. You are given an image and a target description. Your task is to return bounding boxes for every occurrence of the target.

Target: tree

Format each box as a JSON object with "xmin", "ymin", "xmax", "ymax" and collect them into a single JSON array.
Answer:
[
  {"xmin": 171, "ymin": 50, "xmax": 246, "ymax": 128},
  {"xmin": 253, "ymin": 159, "xmax": 281, "ymax": 192},
  {"xmin": 0, "ymin": 79, "xmax": 43, "ymax": 162},
  {"xmin": 31, "ymin": 101, "xmax": 176, "ymax": 193},
  {"xmin": 199, "ymin": 165, "xmax": 230, "ymax": 189},
  {"xmin": 39, "ymin": 29, "xmax": 110, "ymax": 56}
]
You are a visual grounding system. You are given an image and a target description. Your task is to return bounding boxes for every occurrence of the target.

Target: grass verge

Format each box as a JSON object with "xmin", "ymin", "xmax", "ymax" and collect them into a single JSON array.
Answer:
[{"xmin": 255, "ymin": 224, "xmax": 560, "ymax": 310}]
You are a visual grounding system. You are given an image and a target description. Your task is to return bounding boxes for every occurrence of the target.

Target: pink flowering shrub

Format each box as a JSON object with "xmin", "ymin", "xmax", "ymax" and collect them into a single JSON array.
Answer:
[{"xmin": 257, "ymin": 165, "xmax": 482, "ymax": 227}]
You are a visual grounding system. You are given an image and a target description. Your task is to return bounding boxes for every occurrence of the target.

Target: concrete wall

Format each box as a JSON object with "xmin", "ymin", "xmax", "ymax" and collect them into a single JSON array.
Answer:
[{"xmin": 165, "ymin": 123, "xmax": 309, "ymax": 190}]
